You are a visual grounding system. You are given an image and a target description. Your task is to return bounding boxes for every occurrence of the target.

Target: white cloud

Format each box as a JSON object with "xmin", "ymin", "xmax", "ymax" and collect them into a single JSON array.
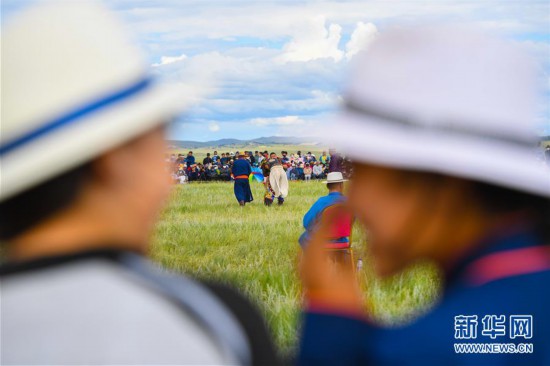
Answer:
[
  {"xmin": 208, "ymin": 122, "xmax": 221, "ymax": 132},
  {"xmin": 280, "ymin": 16, "xmax": 343, "ymax": 63},
  {"xmin": 95, "ymin": 0, "xmax": 550, "ymax": 140},
  {"xmin": 345, "ymin": 21, "xmax": 378, "ymax": 60},
  {"xmin": 152, "ymin": 53, "xmax": 187, "ymax": 67},
  {"xmin": 250, "ymin": 115, "xmax": 306, "ymax": 126}
]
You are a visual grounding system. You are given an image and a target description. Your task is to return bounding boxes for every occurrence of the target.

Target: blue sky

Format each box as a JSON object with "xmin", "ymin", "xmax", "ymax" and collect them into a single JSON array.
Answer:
[{"xmin": 3, "ymin": 0, "xmax": 550, "ymax": 141}]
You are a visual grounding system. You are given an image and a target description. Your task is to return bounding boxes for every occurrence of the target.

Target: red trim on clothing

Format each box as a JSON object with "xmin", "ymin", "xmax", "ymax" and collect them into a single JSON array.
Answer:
[
  {"xmin": 464, "ymin": 245, "xmax": 550, "ymax": 286},
  {"xmin": 234, "ymin": 175, "xmax": 249, "ymax": 179},
  {"xmin": 324, "ymin": 242, "xmax": 351, "ymax": 249}
]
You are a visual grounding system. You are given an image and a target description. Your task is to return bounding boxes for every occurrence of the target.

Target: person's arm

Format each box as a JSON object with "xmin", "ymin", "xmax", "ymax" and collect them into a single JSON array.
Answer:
[
  {"xmin": 299, "ymin": 206, "xmax": 367, "ymax": 365},
  {"xmin": 298, "ymin": 312, "xmax": 368, "ymax": 366}
]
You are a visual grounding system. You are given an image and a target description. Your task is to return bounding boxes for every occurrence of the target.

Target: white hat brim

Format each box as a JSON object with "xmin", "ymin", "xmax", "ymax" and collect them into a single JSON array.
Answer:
[
  {"xmin": 2, "ymin": 81, "xmax": 193, "ymax": 200},
  {"xmin": 325, "ymin": 110, "xmax": 550, "ymax": 197},
  {"xmin": 322, "ymin": 179, "xmax": 349, "ymax": 184}
]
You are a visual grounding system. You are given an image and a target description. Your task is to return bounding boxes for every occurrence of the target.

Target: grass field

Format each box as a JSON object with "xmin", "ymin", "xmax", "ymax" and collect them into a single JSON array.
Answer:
[{"xmin": 151, "ymin": 180, "xmax": 441, "ymax": 358}]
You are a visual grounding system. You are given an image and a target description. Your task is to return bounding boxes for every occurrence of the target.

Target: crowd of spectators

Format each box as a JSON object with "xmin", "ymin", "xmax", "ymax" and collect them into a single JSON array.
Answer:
[{"xmin": 167, "ymin": 149, "xmax": 352, "ymax": 184}]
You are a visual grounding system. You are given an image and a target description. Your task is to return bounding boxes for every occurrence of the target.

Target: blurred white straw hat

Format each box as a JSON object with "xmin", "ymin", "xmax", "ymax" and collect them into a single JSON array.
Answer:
[
  {"xmin": 1, "ymin": 1, "xmax": 194, "ymax": 201},
  {"xmin": 328, "ymin": 25, "xmax": 550, "ymax": 197},
  {"xmin": 322, "ymin": 172, "xmax": 348, "ymax": 184}
]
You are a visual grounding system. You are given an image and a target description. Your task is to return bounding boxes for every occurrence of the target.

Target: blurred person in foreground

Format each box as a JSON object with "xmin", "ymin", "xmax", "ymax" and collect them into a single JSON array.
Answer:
[
  {"xmin": 298, "ymin": 25, "xmax": 550, "ymax": 365},
  {"xmin": 0, "ymin": 2, "xmax": 279, "ymax": 365}
]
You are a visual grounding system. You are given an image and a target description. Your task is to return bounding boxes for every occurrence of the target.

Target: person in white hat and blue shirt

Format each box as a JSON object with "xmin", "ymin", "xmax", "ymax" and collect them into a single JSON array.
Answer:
[
  {"xmin": 0, "ymin": 2, "xmax": 279, "ymax": 365},
  {"xmin": 298, "ymin": 172, "xmax": 349, "ymax": 248},
  {"xmin": 298, "ymin": 25, "xmax": 550, "ymax": 365}
]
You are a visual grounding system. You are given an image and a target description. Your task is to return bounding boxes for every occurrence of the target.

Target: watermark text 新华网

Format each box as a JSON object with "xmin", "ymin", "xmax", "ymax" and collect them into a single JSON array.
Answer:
[{"xmin": 453, "ymin": 315, "xmax": 533, "ymax": 354}]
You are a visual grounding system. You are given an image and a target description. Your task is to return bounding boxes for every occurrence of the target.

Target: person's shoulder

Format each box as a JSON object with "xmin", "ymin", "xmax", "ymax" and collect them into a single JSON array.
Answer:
[
  {"xmin": 201, "ymin": 281, "xmax": 282, "ymax": 365},
  {"xmin": 1, "ymin": 251, "xmax": 232, "ymax": 364},
  {"xmin": 434, "ymin": 269, "xmax": 550, "ymax": 323}
]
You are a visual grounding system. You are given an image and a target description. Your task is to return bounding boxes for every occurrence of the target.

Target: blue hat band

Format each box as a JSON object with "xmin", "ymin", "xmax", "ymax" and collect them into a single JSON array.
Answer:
[{"xmin": 0, "ymin": 77, "xmax": 152, "ymax": 156}]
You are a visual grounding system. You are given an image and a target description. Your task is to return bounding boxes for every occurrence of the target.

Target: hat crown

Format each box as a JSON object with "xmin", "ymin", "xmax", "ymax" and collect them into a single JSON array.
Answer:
[
  {"xmin": 3, "ymin": 1, "xmax": 147, "ymax": 144},
  {"xmin": 1, "ymin": 1, "xmax": 189, "ymax": 202},
  {"xmin": 326, "ymin": 172, "xmax": 344, "ymax": 182},
  {"xmin": 345, "ymin": 25, "xmax": 539, "ymax": 143}
]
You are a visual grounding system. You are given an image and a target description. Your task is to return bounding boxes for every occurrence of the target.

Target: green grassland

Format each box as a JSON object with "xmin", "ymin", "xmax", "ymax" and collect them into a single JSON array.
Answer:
[
  {"xmin": 170, "ymin": 144, "xmax": 328, "ymax": 162},
  {"xmin": 151, "ymin": 180, "xmax": 441, "ymax": 358}
]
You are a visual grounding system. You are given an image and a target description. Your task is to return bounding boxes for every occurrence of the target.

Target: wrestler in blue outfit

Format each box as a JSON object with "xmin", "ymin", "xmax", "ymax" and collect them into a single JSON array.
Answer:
[{"xmin": 231, "ymin": 154, "xmax": 253, "ymax": 205}]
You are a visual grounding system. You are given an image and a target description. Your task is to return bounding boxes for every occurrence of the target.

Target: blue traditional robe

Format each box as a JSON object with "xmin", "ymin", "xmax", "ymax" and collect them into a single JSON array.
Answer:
[
  {"xmin": 299, "ymin": 192, "xmax": 347, "ymax": 247},
  {"xmin": 231, "ymin": 158, "xmax": 253, "ymax": 203}
]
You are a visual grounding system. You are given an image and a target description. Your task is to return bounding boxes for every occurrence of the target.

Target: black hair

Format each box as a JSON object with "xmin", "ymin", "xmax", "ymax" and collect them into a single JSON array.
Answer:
[
  {"xmin": 0, "ymin": 164, "xmax": 91, "ymax": 241},
  {"xmin": 327, "ymin": 182, "xmax": 343, "ymax": 191},
  {"xmin": 472, "ymin": 182, "xmax": 550, "ymax": 242}
]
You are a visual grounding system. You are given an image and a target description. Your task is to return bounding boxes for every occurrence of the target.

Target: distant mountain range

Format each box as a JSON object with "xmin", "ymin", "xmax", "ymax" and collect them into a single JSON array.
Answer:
[{"xmin": 167, "ymin": 136, "xmax": 322, "ymax": 149}]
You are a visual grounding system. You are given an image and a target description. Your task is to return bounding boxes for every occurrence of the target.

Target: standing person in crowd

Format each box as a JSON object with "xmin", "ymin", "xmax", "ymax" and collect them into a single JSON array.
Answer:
[
  {"xmin": 220, "ymin": 153, "xmax": 229, "ymax": 165},
  {"xmin": 298, "ymin": 172, "xmax": 348, "ymax": 248},
  {"xmin": 320, "ymin": 151, "xmax": 330, "ymax": 165},
  {"xmin": 254, "ymin": 151, "xmax": 263, "ymax": 166},
  {"xmin": 298, "ymin": 25, "xmax": 550, "ymax": 366},
  {"xmin": 281, "ymin": 151, "xmax": 290, "ymax": 164},
  {"xmin": 247, "ymin": 151, "xmax": 256, "ymax": 166},
  {"xmin": 305, "ymin": 152, "xmax": 316, "ymax": 164},
  {"xmin": 203, "ymin": 152, "xmax": 212, "ymax": 166},
  {"xmin": 328, "ymin": 148, "xmax": 343, "ymax": 173},
  {"xmin": 185, "ymin": 151, "xmax": 195, "ymax": 167},
  {"xmin": 231, "ymin": 153, "xmax": 253, "ymax": 206},
  {"xmin": 304, "ymin": 164, "xmax": 313, "ymax": 182},
  {"xmin": 212, "ymin": 150, "xmax": 219, "ymax": 163},
  {"xmin": 0, "ymin": 2, "xmax": 280, "ymax": 365}
]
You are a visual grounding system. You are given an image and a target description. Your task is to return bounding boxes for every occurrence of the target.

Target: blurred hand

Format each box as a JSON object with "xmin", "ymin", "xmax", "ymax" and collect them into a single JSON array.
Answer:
[{"xmin": 300, "ymin": 208, "xmax": 364, "ymax": 317}]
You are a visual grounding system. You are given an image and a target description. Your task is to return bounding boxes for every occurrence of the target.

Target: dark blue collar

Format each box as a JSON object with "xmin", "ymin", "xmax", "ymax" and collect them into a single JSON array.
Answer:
[{"xmin": 446, "ymin": 222, "xmax": 544, "ymax": 289}]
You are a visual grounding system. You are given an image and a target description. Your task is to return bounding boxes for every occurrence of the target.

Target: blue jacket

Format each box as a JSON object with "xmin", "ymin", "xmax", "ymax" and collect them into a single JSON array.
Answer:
[
  {"xmin": 299, "ymin": 192, "xmax": 347, "ymax": 247},
  {"xmin": 298, "ymin": 226, "xmax": 550, "ymax": 365},
  {"xmin": 185, "ymin": 155, "xmax": 195, "ymax": 167},
  {"xmin": 231, "ymin": 158, "xmax": 252, "ymax": 178}
]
